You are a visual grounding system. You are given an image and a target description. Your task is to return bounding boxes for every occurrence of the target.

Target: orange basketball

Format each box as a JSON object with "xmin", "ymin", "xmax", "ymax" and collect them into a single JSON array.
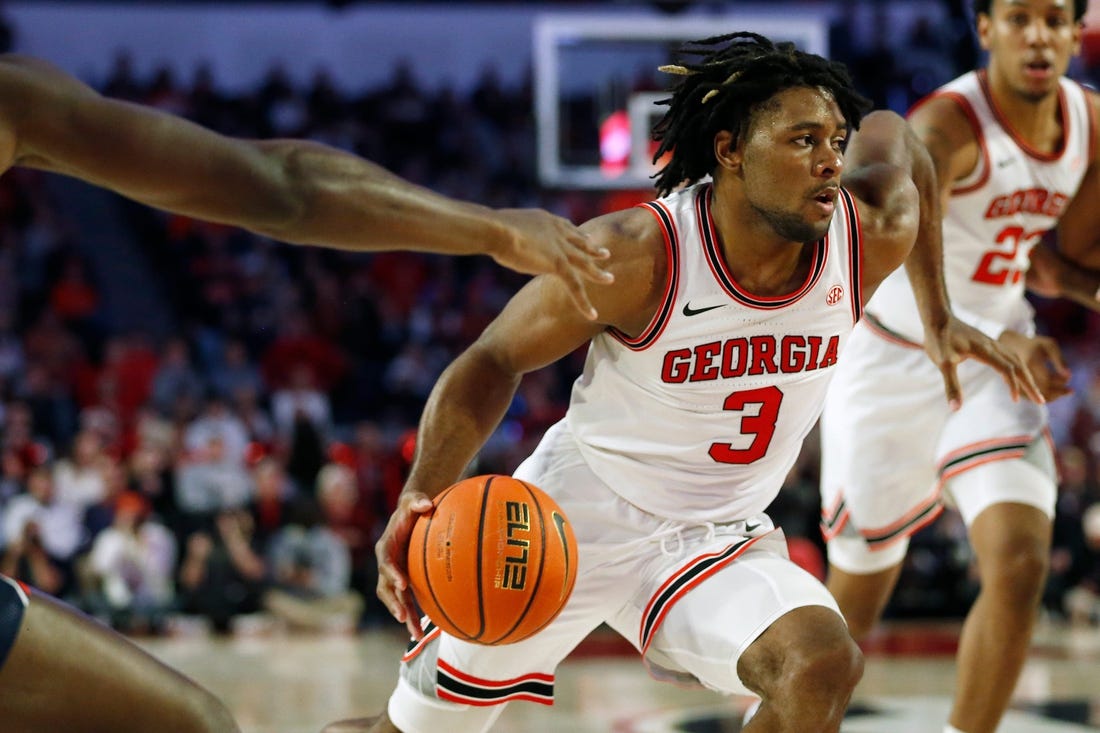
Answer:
[{"xmin": 407, "ymin": 474, "xmax": 578, "ymax": 645}]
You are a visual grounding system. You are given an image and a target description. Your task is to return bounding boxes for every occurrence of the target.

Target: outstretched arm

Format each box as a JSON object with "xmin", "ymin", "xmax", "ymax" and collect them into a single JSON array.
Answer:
[
  {"xmin": 844, "ymin": 109, "xmax": 1041, "ymax": 406},
  {"xmin": 0, "ymin": 55, "xmax": 612, "ymax": 318}
]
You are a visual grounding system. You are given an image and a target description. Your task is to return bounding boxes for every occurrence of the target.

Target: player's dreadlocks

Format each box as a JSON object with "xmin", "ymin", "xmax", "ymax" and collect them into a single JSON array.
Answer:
[
  {"xmin": 651, "ymin": 32, "xmax": 872, "ymax": 197},
  {"xmin": 972, "ymin": 0, "xmax": 1087, "ymax": 22}
]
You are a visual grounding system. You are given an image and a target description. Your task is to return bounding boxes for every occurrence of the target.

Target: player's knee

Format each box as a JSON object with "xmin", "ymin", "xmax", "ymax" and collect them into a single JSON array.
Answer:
[
  {"xmin": 748, "ymin": 619, "xmax": 863, "ymax": 708},
  {"xmin": 984, "ymin": 544, "xmax": 1048, "ymax": 605},
  {"xmin": 784, "ymin": 632, "xmax": 864, "ymax": 701}
]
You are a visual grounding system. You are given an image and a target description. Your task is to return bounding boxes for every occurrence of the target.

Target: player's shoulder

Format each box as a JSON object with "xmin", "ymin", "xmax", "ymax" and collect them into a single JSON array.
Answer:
[
  {"xmin": 579, "ymin": 203, "xmax": 670, "ymax": 309},
  {"xmin": 908, "ymin": 91, "xmax": 976, "ymax": 136},
  {"xmin": 581, "ymin": 202, "xmax": 665, "ymax": 256}
]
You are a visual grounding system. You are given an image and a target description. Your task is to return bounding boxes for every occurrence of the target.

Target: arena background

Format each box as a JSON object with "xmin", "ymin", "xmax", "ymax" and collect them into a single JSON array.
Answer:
[{"xmin": 1, "ymin": 2, "xmax": 1100, "ymax": 731}]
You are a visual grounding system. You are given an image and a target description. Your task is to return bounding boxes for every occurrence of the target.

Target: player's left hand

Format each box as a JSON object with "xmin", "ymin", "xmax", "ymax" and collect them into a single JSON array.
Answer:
[
  {"xmin": 488, "ymin": 208, "xmax": 614, "ymax": 321},
  {"xmin": 997, "ymin": 331, "xmax": 1073, "ymax": 402},
  {"xmin": 376, "ymin": 491, "xmax": 435, "ymax": 639},
  {"xmin": 923, "ymin": 316, "xmax": 1045, "ymax": 409}
]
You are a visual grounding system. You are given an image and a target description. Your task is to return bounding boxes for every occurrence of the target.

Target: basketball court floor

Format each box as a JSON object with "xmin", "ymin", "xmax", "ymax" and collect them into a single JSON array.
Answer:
[{"xmin": 140, "ymin": 619, "xmax": 1100, "ymax": 733}]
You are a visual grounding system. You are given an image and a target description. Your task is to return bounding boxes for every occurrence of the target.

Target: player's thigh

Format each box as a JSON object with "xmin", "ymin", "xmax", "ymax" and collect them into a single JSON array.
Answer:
[
  {"xmin": 941, "ymin": 396, "xmax": 1055, "ymax": 527},
  {"xmin": 619, "ymin": 547, "xmax": 842, "ymax": 697},
  {"xmin": 0, "ymin": 591, "xmax": 236, "ymax": 733}
]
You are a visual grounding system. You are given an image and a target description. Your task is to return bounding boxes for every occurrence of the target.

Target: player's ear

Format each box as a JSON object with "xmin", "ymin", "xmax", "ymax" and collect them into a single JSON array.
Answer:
[
  {"xmin": 714, "ymin": 130, "xmax": 742, "ymax": 174},
  {"xmin": 975, "ymin": 11, "xmax": 993, "ymax": 51}
]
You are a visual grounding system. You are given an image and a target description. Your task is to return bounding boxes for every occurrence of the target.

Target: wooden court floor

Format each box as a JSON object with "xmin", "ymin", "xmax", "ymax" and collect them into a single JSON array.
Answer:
[{"xmin": 139, "ymin": 619, "xmax": 1100, "ymax": 733}]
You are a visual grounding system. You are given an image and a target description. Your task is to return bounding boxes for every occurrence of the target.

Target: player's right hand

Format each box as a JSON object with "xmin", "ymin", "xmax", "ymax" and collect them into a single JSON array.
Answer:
[
  {"xmin": 923, "ymin": 316, "xmax": 1044, "ymax": 408},
  {"xmin": 376, "ymin": 491, "xmax": 435, "ymax": 639},
  {"xmin": 488, "ymin": 208, "xmax": 613, "ymax": 321}
]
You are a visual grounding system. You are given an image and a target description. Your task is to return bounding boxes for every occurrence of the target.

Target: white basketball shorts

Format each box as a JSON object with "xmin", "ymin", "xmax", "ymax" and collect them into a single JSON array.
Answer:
[
  {"xmin": 819, "ymin": 317, "xmax": 1055, "ymax": 574},
  {"xmin": 388, "ymin": 421, "xmax": 841, "ymax": 733}
]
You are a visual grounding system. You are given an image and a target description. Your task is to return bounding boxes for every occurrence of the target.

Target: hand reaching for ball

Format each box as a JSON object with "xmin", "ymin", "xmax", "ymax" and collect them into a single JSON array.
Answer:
[{"xmin": 376, "ymin": 490, "xmax": 435, "ymax": 639}]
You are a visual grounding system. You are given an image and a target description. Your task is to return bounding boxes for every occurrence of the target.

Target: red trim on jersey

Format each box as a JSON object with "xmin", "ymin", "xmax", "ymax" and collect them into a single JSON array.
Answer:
[
  {"xmin": 1083, "ymin": 84, "xmax": 1098, "ymax": 167},
  {"xmin": 840, "ymin": 188, "xmax": 864, "ymax": 322},
  {"xmin": 609, "ymin": 201, "xmax": 678, "ymax": 351},
  {"xmin": 979, "ymin": 69, "xmax": 1069, "ymax": 162},
  {"xmin": 912, "ymin": 90, "xmax": 992, "ymax": 195},
  {"xmin": 698, "ymin": 185, "xmax": 827, "ymax": 310}
]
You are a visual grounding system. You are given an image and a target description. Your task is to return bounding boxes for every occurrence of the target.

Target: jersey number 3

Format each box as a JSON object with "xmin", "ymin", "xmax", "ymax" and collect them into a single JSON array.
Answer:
[{"xmin": 709, "ymin": 385, "xmax": 784, "ymax": 464}]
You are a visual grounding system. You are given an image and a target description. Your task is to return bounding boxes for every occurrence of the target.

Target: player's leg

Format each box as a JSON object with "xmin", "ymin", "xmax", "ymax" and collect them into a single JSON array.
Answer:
[
  {"xmin": 614, "ymin": 531, "xmax": 861, "ymax": 733},
  {"xmin": 818, "ymin": 323, "xmax": 945, "ymax": 640},
  {"xmin": 0, "ymin": 580, "xmax": 239, "ymax": 733},
  {"xmin": 738, "ymin": 605, "xmax": 861, "ymax": 732},
  {"xmin": 945, "ymin": 452, "xmax": 1054, "ymax": 733},
  {"xmin": 825, "ymin": 543, "xmax": 906, "ymax": 640}
]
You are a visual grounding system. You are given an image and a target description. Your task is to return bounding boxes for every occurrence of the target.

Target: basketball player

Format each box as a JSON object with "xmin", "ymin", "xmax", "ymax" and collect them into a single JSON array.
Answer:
[
  {"xmin": 0, "ymin": 53, "xmax": 612, "ymax": 732},
  {"xmin": 322, "ymin": 33, "xmax": 1040, "ymax": 733},
  {"xmin": 0, "ymin": 54, "xmax": 613, "ymax": 320},
  {"xmin": 818, "ymin": 2, "xmax": 1099, "ymax": 733}
]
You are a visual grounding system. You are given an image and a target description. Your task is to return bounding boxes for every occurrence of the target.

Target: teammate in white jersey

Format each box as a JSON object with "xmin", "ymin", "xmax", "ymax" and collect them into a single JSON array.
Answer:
[
  {"xmin": 324, "ymin": 33, "xmax": 1038, "ymax": 733},
  {"xmin": 0, "ymin": 54, "xmax": 613, "ymax": 732},
  {"xmin": 819, "ymin": 2, "xmax": 1100, "ymax": 733}
]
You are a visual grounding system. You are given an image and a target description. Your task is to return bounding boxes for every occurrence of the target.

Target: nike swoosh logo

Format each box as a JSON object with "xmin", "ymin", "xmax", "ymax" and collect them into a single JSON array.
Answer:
[
  {"xmin": 682, "ymin": 302, "xmax": 727, "ymax": 317},
  {"xmin": 552, "ymin": 512, "xmax": 572, "ymax": 597},
  {"xmin": 745, "ymin": 522, "xmax": 761, "ymax": 533}
]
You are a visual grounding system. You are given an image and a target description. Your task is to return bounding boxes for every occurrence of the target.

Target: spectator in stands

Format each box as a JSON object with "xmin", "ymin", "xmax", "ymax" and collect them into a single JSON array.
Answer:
[
  {"xmin": 150, "ymin": 336, "xmax": 204, "ymax": 418},
  {"xmin": 262, "ymin": 496, "xmax": 362, "ymax": 633},
  {"xmin": 175, "ymin": 433, "xmax": 251, "ymax": 535},
  {"xmin": 248, "ymin": 455, "xmax": 293, "ymax": 550},
  {"xmin": 1, "ymin": 466, "xmax": 83, "ymax": 596},
  {"xmin": 183, "ymin": 391, "xmax": 249, "ymax": 469},
  {"xmin": 52, "ymin": 428, "xmax": 108, "ymax": 511},
  {"xmin": 1064, "ymin": 503, "xmax": 1100, "ymax": 626},
  {"xmin": 177, "ymin": 505, "xmax": 265, "ymax": 635},
  {"xmin": 315, "ymin": 462, "xmax": 373, "ymax": 615},
  {"xmin": 86, "ymin": 490, "xmax": 176, "ymax": 632}
]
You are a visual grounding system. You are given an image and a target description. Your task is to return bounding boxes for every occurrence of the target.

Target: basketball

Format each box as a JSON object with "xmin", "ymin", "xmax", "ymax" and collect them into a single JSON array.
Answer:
[{"xmin": 407, "ymin": 474, "xmax": 579, "ymax": 645}]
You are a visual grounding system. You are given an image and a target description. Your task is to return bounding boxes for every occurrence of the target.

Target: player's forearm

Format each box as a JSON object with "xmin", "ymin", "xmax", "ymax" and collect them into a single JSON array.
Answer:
[
  {"xmin": 255, "ymin": 140, "xmax": 512, "ymax": 256},
  {"xmin": 400, "ymin": 347, "xmax": 522, "ymax": 501},
  {"xmin": 1048, "ymin": 251, "xmax": 1100, "ymax": 313},
  {"xmin": 899, "ymin": 123, "xmax": 953, "ymax": 334}
]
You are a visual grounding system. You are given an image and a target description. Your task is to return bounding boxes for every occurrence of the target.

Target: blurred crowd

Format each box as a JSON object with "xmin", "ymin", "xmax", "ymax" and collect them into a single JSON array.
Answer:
[{"xmin": 2, "ymin": 3, "xmax": 1100, "ymax": 638}]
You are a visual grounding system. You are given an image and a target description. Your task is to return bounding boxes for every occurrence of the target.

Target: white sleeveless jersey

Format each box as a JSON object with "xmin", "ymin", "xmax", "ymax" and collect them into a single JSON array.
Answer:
[
  {"xmin": 566, "ymin": 182, "xmax": 863, "ymax": 523},
  {"xmin": 869, "ymin": 70, "xmax": 1095, "ymax": 341}
]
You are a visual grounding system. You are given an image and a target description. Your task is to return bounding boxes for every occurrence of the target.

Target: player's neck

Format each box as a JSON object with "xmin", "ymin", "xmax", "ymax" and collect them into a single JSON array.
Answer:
[
  {"xmin": 709, "ymin": 191, "xmax": 813, "ymax": 297},
  {"xmin": 984, "ymin": 67, "xmax": 1064, "ymax": 152}
]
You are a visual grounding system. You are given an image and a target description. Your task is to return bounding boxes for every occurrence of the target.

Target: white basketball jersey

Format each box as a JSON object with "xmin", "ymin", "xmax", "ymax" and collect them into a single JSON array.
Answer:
[
  {"xmin": 566, "ymin": 182, "xmax": 863, "ymax": 523},
  {"xmin": 869, "ymin": 70, "xmax": 1095, "ymax": 341}
]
